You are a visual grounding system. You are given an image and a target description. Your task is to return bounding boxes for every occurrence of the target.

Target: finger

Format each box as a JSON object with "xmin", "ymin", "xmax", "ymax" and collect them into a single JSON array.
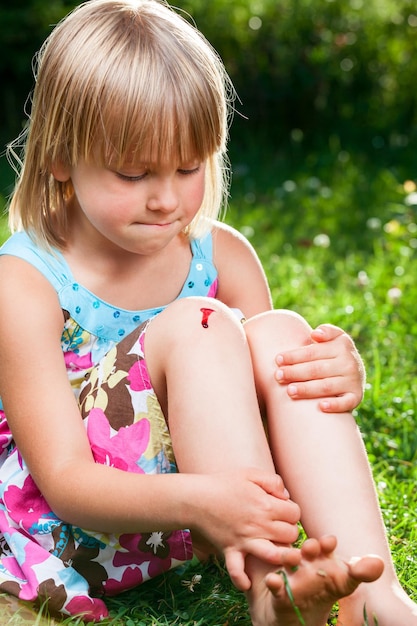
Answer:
[
  {"xmin": 286, "ymin": 377, "xmax": 341, "ymax": 398},
  {"xmin": 245, "ymin": 539, "xmax": 301, "ymax": 568},
  {"xmin": 278, "ymin": 331, "xmax": 358, "ymax": 366},
  {"xmin": 319, "ymin": 392, "xmax": 361, "ymax": 413},
  {"xmin": 256, "ymin": 511, "xmax": 301, "ymax": 544},
  {"xmin": 286, "ymin": 378, "xmax": 361, "ymax": 404},
  {"xmin": 276, "ymin": 343, "xmax": 335, "ymax": 368},
  {"xmin": 241, "ymin": 476, "xmax": 301, "ymax": 529},
  {"xmin": 249, "ymin": 469, "xmax": 290, "ymax": 500},
  {"xmin": 268, "ymin": 519, "xmax": 301, "ymax": 544},
  {"xmin": 255, "ymin": 487, "xmax": 302, "ymax": 527},
  {"xmin": 224, "ymin": 548, "xmax": 251, "ymax": 591},
  {"xmin": 276, "ymin": 359, "xmax": 341, "ymax": 384},
  {"xmin": 276, "ymin": 346, "xmax": 315, "ymax": 367}
]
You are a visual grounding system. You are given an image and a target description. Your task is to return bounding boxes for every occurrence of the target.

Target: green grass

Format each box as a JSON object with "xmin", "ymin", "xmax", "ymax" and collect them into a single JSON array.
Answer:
[{"xmin": 0, "ymin": 139, "xmax": 416, "ymax": 624}]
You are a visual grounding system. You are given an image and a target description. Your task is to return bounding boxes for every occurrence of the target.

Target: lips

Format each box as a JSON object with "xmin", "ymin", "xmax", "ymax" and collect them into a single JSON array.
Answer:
[{"xmin": 132, "ymin": 221, "xmax": 171, "ymax": 226}]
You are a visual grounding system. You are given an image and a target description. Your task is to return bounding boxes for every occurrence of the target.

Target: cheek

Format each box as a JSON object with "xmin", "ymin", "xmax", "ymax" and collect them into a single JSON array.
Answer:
[
  {"xmin": 190, "ymin": 177, "xmax": 206, "ymax": 213},
  {"xmin": 196, "ymin": 187, "xmax": 205, "ymax": 210},
  {"xmin": 99, "ymin": 203, "xmax": 133, "ymax": 229},
  {"xmin": 78, "ymin": 190, "xmax": 128, "ymax": 230}
]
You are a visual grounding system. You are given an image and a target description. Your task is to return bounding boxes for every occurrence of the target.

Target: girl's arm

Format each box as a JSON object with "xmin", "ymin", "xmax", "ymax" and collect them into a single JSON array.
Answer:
[
  {"xmin": 212, "ymin": 222, "xmax": 365, "ymax": 411},
  {"xmin": 212, "ymin": 222, "xmax": 273, "ymax": 317},
  {"xmin": 0, "ymin": 255, "xmax": 298, "ymax": 590}
]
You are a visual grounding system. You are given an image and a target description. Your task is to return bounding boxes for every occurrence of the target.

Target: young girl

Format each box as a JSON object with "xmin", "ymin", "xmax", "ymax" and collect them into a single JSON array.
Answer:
[{"xmin": 0, "ymin": 1, "xmax": 415, "ymax": 624}]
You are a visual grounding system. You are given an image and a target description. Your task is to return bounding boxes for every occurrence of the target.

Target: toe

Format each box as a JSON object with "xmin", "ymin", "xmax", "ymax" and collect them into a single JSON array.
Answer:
[{"xmin": 348, "ymin": 555, "xmax": 384, "ymax": 583}]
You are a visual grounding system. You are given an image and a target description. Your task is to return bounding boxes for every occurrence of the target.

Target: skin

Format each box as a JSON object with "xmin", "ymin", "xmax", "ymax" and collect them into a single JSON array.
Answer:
[
  {"xmin": 53, "ymin": 156, "xmax": 365, "ymax": 411},
  {"xmin": 247, "ymin": 536, "xmax": 384, "ymax": 626},
  {"xmin": 1, "ymin": 156, "xmax": 413, "ymax": 625},
  {"xmin": 0, "ymin": 156, "xmax": 306, "ymax": 552}
]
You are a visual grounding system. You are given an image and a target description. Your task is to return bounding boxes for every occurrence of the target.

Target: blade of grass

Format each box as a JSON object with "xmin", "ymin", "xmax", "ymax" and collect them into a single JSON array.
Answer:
[{"xmin": 276, "ymin": 569, "xmax": 306, "ymax": 626}]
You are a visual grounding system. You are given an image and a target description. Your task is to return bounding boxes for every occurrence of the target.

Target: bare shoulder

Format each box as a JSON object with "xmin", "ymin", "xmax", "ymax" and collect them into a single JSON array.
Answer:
[
  {"xmin": 210, "ymin": 221, "xmax": 272, "ymax": 316},
  {"xmin": 0, "ymin": 254, "xmax": 64, "ymax": 339},
  {"xmin": 211, "ymin": 220, "xmax": 264, "ymax": 274},
  {"xmin": 0, "ymin": 253, "xmax": 60, "ymax": 300},
  {"xmin": 211, "ymin": 220, "xmax": 257, "ymax": 255}
]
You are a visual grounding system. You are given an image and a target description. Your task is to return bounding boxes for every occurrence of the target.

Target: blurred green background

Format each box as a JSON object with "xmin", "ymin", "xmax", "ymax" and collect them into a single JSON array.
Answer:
[{"xmin": 1, "ymin": 0, "xmax": 417, "ymax": 199}]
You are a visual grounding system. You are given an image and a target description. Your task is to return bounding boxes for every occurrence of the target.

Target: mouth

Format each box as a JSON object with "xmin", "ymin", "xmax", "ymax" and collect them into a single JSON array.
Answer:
[{"xmin": 133, "ymin": 221, "xmax": 173, "ymax": 228}]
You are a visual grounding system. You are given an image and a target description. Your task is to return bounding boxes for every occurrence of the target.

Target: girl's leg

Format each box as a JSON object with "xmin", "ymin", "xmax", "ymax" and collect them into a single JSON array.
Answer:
[
  {"xmin": 144, "ymin": 297, "xmax": 382, "ymax": 626},
  {"xmin": 145, "ymin": 297, "xmax": 276, "ymax": 475},
  {"xmin": 244, "ymin": 309, "xmax": 417, "ymax": 626}
]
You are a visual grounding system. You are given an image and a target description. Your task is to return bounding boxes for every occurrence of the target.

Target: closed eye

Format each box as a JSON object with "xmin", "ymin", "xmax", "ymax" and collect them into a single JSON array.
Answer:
[
  {"xmin": 114, "ymin": 164, "xmax": 201, "ymax": 181},
  {"xmin": 115, "ymin": 172, "xmax": 147, "ymax": 182},
  {"xmin": 178, "ymin": 165, "xmax": 201, "ymax": 176}
]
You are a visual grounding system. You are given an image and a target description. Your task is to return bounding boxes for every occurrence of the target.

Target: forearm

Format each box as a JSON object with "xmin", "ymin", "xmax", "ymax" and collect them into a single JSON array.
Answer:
[
  {"xmin": 45, "ymin": 461, "xmax": 203, "ymax": 534},
  {"xmin": 43, "ymin": 461, "xmax": 300, "ymax": 566}
]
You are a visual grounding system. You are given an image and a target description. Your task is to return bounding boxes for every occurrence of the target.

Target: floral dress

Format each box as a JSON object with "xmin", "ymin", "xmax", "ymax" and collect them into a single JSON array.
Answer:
[{"xmin": 0, "ymin": 230, "xmax": 218, "ymax": 621}]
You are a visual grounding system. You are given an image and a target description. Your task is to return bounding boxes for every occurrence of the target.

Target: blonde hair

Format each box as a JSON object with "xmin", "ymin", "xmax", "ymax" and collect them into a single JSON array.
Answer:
[{"xmin": 7, "ymin": 0, "xmax": 235, "ymax": 248}]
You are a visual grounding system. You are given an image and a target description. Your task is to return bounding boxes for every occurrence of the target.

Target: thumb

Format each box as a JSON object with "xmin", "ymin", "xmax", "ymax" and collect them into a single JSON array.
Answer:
[
  {"xmin": 250, "ymin": 470, "xmax": 289, "ymax": 500},
  {"xmin": 311, "ymin": 323, "xmax": 344, "ymax": 343}
]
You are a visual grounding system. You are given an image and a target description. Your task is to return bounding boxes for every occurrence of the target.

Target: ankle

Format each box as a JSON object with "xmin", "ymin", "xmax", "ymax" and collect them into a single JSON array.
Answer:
[{"xmin": 338, "ymin": 584, "xmax": 417, "ymax": 626}]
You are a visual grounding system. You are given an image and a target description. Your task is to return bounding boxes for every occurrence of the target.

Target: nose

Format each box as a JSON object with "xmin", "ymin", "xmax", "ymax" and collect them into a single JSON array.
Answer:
[{"xmin": 146, "ymin": 176, "xmax": 179, "ymax": 213}]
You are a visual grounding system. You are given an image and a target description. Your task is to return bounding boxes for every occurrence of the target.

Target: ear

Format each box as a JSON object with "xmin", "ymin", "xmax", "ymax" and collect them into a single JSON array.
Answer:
[{"xmin": 51, "ymin": 161, "xmax": 71, "ymax": 182}]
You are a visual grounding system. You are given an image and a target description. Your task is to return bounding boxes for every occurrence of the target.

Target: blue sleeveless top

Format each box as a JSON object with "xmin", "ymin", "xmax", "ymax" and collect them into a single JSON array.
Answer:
[{"xmin": 0, "ymin": 231, "xmax": 218, "ymax": 398}]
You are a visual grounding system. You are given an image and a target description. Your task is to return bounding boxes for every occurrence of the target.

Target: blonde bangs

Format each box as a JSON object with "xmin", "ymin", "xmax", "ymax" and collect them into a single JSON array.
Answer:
[
  {"xmin": 91, "ymin": 64, "xmax": 223, "ymax": 171},
  {"xmin": 82, "ymin": 10, "xmax": 227, "ymax": 170},
  {"xmin": 8, "ymin": 0, "xmax": 234, "ymax": 247}
]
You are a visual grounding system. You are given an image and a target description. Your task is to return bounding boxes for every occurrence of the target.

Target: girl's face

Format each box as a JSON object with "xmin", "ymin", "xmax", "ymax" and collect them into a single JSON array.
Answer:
[{"xmin": 54, "ymin": 157, "xmax": 206, "ymax": 256}]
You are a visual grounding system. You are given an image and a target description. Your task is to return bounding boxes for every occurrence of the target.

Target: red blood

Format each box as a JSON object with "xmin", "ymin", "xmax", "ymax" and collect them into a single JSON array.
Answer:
[{"xmin": 200, "ymin": 307, "xmax": 215, "ymax": 328}]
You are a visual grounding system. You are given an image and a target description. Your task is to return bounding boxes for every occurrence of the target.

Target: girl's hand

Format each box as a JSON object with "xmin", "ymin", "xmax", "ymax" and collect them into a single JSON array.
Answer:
[
  {"xmin": 191, "ymin": 468, "xmax": 301, "ymax": 591},
  {"xmin": 275, "ymin": 324, "xmax": 365, "ymax": 413}
]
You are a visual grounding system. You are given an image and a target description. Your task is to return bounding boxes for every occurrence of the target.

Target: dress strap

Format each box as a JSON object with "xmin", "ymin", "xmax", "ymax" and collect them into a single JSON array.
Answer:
[
  {"xmin": 190, "ymin": 231, "xmax": 213, "ymax": 261},
  {"xmin": 0, "ymin": 231, "xmax": 72, "ymax": 291}
]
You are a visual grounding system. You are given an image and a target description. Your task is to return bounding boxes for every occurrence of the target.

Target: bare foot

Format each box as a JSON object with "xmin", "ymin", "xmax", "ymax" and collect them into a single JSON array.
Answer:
[
  {"xmin": 337, "ymin": 572, "xmax": 417, "ymax": 626},
  {"xmin": 247, "ymin": 535, "xmax": 384, "ymax": 626}
]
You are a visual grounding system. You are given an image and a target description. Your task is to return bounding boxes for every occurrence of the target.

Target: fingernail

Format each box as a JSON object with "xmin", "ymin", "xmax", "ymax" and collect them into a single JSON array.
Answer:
[
  {"xmin": 276, "ymin": 369, "xmax": 284, "ymax": 381},
  {"xmin": 276, "ymin": 355, "xmax": 284, "ymax": 365},
  {"xmin": 288, "ymin": 384, "xmax": 297, "ymax": 396}
]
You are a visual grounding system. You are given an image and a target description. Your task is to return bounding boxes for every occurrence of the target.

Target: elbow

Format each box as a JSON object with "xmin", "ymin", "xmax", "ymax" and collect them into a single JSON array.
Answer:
[{"xmin": 33, "ymin": 463, "xmax": 97, "ymax": 529}]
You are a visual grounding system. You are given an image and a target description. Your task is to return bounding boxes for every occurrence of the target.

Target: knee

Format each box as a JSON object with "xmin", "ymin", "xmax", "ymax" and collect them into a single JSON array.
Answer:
[
  {"xmin": 148, "ymin": 296, "xmax": 245, "ymax": 346},
  {"xmin": 244, "ymin": 309, "xmax": 313, "ymax": 352},
  {"xmin": 165, "ymin": 296, "xmax": 241, "ymax": 326}
]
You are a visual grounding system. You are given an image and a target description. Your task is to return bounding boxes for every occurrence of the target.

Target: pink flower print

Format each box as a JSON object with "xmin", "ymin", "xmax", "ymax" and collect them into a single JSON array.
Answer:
[
  {"xmin": 127, "ymin": 359, "xmax": 151, "ymax": 392},
  {"xmin": 86, "ymin": 408, "xmax": 150, "ymax": 473},
  {"xmin": 113, "ymin": 530, "xmax": 193, "ymax": 580},
  {"xmin": 64, "ymin": 351, "xmax": 93, "ymax": 372},
  {"xmin": 144, "ymin": 531, "xmax": 193, "ymax": 579},
  {"xmin": 103, "ymin": 564, "xmax": 144, "ymax": 595},
  {"xmin": 0, "ymin": 532, "xmax": 54, "ymax": 599},
  {"xmin": 127, "ymin": 333, "xmax": 151, "ymax": 392},
  {"xmin": 207, "ymin": 278, "xmax": 218, "ymax": 298},
  {"xmin": 65, "ymin": 594, "xmax": 109, "ymax": 621},
  {"xmin": 3, "ymin": 474, "xmax": 59, "ymax": 535},
  {"xmin": 0, "ymin": 411, "xmax": 12, "ymax": 461}
]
